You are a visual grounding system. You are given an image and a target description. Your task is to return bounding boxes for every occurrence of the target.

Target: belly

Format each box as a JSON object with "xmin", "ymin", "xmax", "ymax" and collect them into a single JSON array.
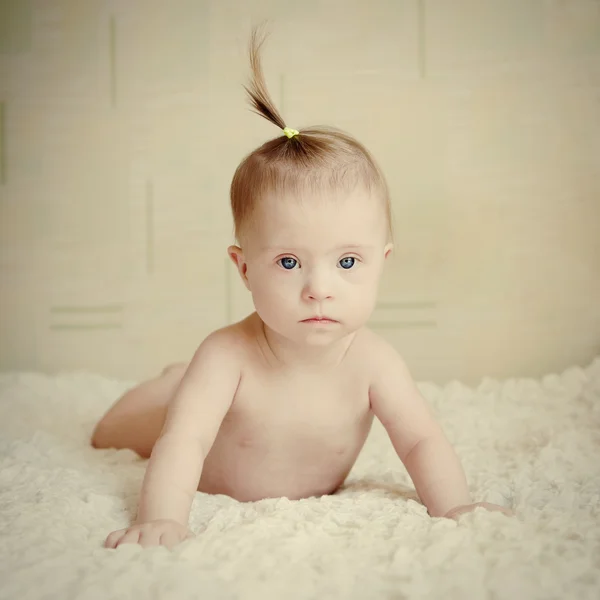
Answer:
[{"xmin": 197, "ymin": 412, "xmax": 374, "ymax": 502}]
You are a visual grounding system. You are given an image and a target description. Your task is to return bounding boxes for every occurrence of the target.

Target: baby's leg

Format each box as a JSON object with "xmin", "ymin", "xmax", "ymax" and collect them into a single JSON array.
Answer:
[{"xmin": 91, "ymin": 363, "xmax": 187, "ymax": 459}]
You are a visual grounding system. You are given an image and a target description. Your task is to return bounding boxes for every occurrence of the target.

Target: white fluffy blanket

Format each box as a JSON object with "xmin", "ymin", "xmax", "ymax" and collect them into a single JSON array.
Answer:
[{"xmin": 1, "ymin": 360, "xmax": 599, "ymax": 600}]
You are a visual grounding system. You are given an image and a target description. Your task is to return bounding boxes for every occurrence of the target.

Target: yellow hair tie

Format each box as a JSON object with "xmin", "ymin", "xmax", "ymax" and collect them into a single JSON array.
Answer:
[{"xmin": 283, "ymin": 127, "xmax": 299, "ymax": 139}]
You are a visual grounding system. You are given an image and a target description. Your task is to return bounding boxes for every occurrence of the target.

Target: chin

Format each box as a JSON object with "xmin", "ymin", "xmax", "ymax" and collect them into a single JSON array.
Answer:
[
  {"xmin": 301, "ymin": 327, "xmax": 354, "ymax": 346},
  {"xmin": 302, "ymin": 333, "xmax": 337, "ymax": 346}
]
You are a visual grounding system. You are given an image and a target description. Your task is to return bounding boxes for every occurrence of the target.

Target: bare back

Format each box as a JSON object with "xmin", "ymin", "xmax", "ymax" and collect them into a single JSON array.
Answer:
[{"xmin": 190, "ymin": 314, "xmax": 376, "ymax": 501}]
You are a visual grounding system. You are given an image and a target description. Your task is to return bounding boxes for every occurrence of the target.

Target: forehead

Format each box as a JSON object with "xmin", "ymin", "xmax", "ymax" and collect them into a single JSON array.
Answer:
[{"xmin": 250, "ymin": 188, "xmax": 387, "ymax": 249}]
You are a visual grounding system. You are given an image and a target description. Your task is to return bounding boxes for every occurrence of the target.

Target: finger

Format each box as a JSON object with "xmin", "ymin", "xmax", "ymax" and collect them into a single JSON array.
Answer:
[
  {"xmin": 159, "ymin": 531, "xmax": 179, "ymax": 550},
  {"xmin": 444, "ymin": 505, "xmax": 468, "ymax": 520},
  {"xmin": 495, "ymin": 506, "xmax": 514, "ymax": 516},
  {"xmin": 138, "ymin": 529, "xmax": 161, "ymax": 548},
  {"xmin": 479, "ymin": 503, "xmax": 513, "ymax": 516},
  {"xmin": 105, "ymin": 529, "xmax": 127, "ymax": 549},
  {"xmin": 116, "ymin": 529, "xmax": 141, "ymax": 547}
]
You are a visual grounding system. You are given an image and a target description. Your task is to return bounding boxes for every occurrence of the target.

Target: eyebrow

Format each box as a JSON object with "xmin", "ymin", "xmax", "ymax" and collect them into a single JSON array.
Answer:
[{"xmin": 261, "ymin": 244, "xmax": 375, "ymax": 252}]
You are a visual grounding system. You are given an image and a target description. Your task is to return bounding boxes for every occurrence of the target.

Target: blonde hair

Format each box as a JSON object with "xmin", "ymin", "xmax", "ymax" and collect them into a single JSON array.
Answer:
[{"xmin": 230, "ymin": 28, "xmax": 392, "ymax": 242}]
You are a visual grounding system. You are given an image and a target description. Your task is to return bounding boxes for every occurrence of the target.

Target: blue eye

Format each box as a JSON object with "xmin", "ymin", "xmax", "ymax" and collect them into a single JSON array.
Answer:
[
  {"xmin": 279, "ymin": 257, "xmax": 298, "ymax": 270},
  {"xmin": 338, "ymin": 257, "xmax": 356, "ymax": 269}
]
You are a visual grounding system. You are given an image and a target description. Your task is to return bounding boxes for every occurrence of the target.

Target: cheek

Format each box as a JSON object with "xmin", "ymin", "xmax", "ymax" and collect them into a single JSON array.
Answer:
[
  {"xmin": 343, "ymin": 269, "xmax": 382, "ymax": 307},
  {"xmin": 344, "ymin": 266, "xmax": 380, "ymax": 291},
  {"xmin": 248, "ymin": 269, "xmax": 293, "ymax": 309}
]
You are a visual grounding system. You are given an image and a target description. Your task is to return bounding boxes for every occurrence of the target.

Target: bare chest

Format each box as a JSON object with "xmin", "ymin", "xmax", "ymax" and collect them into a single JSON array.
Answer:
[{"xmin": 220, "ymin": 366, "xmax": 372, "ymax": 454}]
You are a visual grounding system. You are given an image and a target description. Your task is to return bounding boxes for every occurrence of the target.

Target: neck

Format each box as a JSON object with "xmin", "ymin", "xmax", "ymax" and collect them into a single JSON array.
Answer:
[{"xmin": 255, "ymin": 316, "xmax": 357, "ymax": 369}]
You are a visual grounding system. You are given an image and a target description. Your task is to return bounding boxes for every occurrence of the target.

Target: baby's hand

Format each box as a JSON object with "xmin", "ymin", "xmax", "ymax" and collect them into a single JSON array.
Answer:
[
  {"xmin": 104, "ymin": 519, "xmax": 195, "ymax": 550},
  {"xmin": 444, "ymin": 502, "xmax": 514, "ymax": 520}
]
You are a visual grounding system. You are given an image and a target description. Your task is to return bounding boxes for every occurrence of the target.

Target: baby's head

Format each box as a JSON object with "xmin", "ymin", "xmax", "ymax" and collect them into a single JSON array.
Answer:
[{"xmin": 228, "ymin": 30, "xmax": 393, "ymax": 346}]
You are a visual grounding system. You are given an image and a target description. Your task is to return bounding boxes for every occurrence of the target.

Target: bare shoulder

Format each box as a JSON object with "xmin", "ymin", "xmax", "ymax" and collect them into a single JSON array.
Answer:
[
  {"xmin": 361, "ymin": 328, "xmax": 440, "ymax": 443},
  {"xmin": 187, "ymin": 315, "xmax": 255, "ymax": 372},
  {"xmin": 161, "ymin": 318, "xmax": 253, "ymax": 445},
  {"xmin": 354, "ymin": 327, "xmax": 411, "ymax": 382}
]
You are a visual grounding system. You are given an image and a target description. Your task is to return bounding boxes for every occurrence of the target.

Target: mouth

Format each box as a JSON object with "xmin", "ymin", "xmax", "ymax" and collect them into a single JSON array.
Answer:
[{"xmin": 301, "ymin": 317, "xmax": 338, "ymax": 324}]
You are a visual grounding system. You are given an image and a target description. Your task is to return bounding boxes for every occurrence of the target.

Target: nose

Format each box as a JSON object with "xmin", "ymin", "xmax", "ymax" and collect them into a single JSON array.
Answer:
[{"xmin": 302, "ymin": 269, "xmax": 334, "ymax": 302}]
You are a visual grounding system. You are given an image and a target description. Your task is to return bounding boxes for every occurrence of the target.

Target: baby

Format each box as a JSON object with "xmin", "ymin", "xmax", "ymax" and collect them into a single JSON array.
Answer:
[{"xmin": 92, "ymin": 30, "xmax": 510, "ymax": 550}]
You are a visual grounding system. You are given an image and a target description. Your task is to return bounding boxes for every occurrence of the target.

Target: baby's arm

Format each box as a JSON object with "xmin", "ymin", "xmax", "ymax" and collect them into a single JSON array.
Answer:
[
  {"xmin": 369, "ymin": 341, "xmax": 501, "ymax": 518},
  {"xmin": 136, "ymin": 331, "xmax": 240, "ymax": 525},
  {"xmin": 137, "ymin": 332, "xmax": 240, "ymax": 524},
  {"xmin": 107, "ymin": 330, "xmax": 241, "ymax": 548}
]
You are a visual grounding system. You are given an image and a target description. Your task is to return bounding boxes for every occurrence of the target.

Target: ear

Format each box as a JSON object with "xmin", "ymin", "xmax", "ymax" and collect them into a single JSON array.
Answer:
[
  {"xmin": 384, "ymin": 243, "xmax": 394, "ymax": 260},
  {"xmin": 227, "ymin": 245, "xmax": 251, "ymax": 290}
]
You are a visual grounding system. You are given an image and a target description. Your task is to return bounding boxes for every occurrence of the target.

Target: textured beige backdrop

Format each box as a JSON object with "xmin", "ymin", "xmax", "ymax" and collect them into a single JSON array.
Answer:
[{"xmin": 0, "ymin": 0, "xmax": 599, "ymax": 384}]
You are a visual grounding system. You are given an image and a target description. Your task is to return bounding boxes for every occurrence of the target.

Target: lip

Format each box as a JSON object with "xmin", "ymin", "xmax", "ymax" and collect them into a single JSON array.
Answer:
[{"xmin": 301, "ymin": 317, "xmax": 338, "ymax": 324}]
